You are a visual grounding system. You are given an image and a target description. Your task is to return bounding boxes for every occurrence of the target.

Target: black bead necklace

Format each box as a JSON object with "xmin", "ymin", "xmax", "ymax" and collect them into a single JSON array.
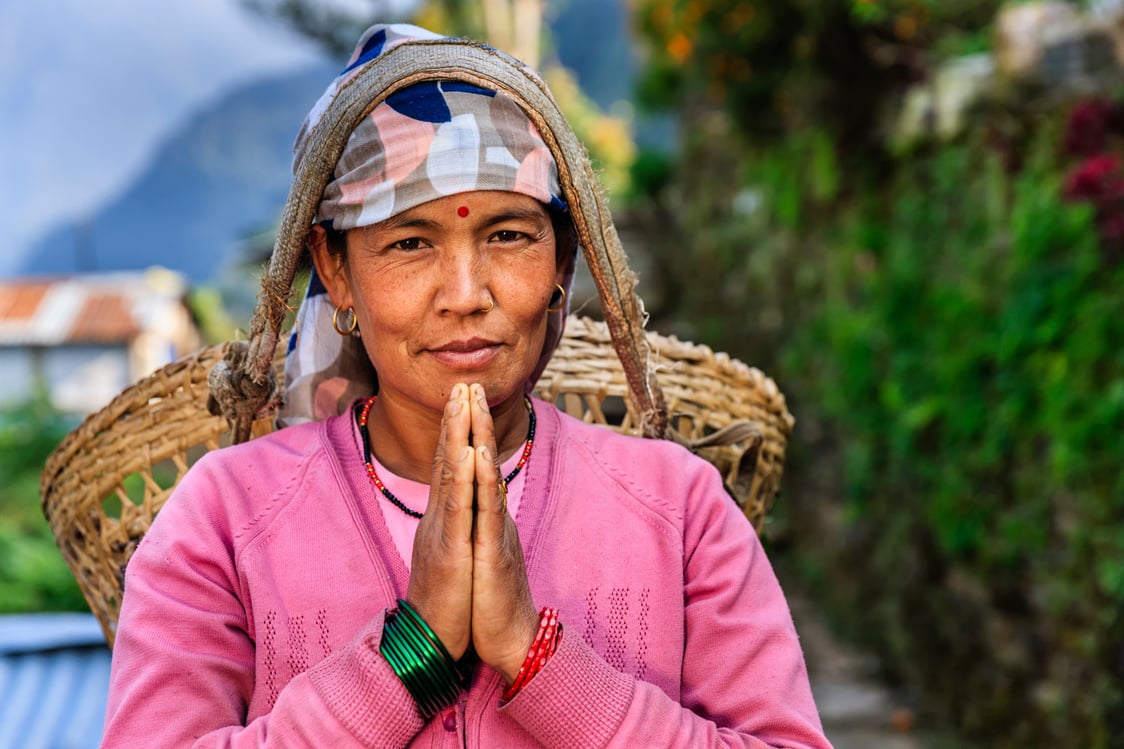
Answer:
[{"xmin": 357, "ymin": 395, "xmax": 536, "ymax": 519}]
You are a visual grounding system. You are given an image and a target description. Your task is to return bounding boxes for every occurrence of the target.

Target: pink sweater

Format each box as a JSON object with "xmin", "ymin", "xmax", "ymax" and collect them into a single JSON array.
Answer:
[{"xmin": 103, "ymin": 399, "xmax": 831, "ymax": 748}]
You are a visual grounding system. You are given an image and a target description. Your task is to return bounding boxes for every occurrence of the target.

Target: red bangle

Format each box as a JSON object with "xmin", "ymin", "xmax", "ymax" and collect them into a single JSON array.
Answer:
[{"xmin": 502, "ymin": 607, "xmax": 562, "ymax": 701}]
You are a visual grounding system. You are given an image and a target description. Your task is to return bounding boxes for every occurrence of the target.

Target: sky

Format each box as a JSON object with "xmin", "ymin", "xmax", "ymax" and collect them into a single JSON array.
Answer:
[{"xmin": 0, "ymin": 0, "xmax": 334, "ymax": 276}]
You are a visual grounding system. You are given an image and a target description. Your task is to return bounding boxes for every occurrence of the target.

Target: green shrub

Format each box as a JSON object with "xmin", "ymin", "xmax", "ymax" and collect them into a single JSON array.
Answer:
[
  {"xmin": 631, "ymin": 91, "xmax": 1123, "ymax": 742},
  {"xmin": 784, "ymin": 120, "xmax": 1124, "ymax": 745},
  {"xmin": 0, "ymin": 393, "xmax": 87, "ymax": 612}
]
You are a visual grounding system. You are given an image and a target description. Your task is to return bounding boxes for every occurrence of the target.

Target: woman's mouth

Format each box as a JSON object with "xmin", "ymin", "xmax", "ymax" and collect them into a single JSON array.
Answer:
[{"xmin": 426, "ymin": 338, "xmax": 503, "ymax": 369}]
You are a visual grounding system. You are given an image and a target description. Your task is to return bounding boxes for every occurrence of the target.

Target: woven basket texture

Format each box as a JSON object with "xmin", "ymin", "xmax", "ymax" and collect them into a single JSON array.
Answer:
[{"xmin": 41, "ymin": 316, "xmax": 792, "ymax": 647}]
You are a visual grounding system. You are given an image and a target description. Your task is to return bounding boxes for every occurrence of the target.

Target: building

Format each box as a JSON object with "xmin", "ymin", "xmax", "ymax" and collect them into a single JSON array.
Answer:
[{"xmin": 0, "ymin": 269, "xmax": 200, "ymax": 414}]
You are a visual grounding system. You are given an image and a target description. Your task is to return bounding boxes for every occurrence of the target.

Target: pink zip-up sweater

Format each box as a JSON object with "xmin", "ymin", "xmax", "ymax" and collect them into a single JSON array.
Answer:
[{"xmin": 103, "ymin": 398, "xmax": 832, "ymax": 748}]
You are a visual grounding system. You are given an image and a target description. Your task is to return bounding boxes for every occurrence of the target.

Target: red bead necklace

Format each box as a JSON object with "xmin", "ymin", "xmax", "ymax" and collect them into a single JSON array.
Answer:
[{"xmin": 357, "ymin": 395, "xmax": 536, "ymax": 519}]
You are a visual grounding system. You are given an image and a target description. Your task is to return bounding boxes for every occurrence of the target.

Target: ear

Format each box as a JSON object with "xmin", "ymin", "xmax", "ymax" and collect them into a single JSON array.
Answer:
[{"xmin": 308, "ymin": 224, "xmax": 353, "ymax": 310}]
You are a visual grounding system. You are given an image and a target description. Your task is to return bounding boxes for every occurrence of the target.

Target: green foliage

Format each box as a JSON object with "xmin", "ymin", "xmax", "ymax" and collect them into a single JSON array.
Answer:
[
  {"xmin": 797, "ymin": 123, "xmax": 1124, "ymax": 745},
  {"xmin": 630, "ymin": 87, "xmax": 1124, "ymax": 742},
  {"xmin": 0, "ymin": 392, "xmax": 87, "ymax": 612},
  {"xmin": 187, "ymin": 286, "xmax": 239, "ymax": 345}
]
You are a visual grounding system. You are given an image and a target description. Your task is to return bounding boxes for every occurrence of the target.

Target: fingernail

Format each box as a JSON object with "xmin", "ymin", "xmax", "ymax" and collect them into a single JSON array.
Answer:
[
  {"xmin": 449, "ymin": 384, "xmax": 462, "ymax": 401},
  {"xmin": 460, "ymin": 446, "xmax": 473, "ymax": 462},
  {"xmin": 479, "ymin": 444, "xmax": 492, "ymax": 461}
]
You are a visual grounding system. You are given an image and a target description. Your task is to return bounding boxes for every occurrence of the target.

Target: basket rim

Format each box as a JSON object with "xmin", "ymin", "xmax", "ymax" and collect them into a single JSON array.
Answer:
[{"xmin": 41, "ymin": 317, "xmax": 794, "ymax": 523}]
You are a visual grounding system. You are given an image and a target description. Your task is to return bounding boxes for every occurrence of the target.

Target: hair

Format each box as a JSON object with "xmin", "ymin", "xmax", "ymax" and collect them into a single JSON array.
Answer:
[
  {"xmin": 322, "ymin": 224, "xmax": 347, "ymax": 259},
  {"xmin": 319, "ymin": 204, "xmax": 579, "ymax": 269},
  {"xmin": 550, "ymin": 207, "xmax": 579, "ymax": 267}
]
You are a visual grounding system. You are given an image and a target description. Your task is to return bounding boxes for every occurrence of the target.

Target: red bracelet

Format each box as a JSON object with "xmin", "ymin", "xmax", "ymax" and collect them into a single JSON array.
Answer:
[{"xmin": 502, "ymin": 607, "xmax": 562, "ymax": 701}]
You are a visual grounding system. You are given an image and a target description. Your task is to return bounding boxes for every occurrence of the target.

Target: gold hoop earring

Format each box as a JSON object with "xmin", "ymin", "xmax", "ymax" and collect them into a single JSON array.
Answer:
[
  {"xmin": 480, "ymin": 298, "xmax": 495, "ymax": 313},
  {"xmin": 546, "ymin": 284, "xmax": 566, "ymax": 314},
  {"xmin": 332, "ymin": 305, "xmax": 358, "ymax": 336}
]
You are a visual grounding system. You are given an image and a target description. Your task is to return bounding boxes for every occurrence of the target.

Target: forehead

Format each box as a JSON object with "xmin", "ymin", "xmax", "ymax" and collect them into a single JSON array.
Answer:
[{"xmin": 380, "ymin": 191, "xmax": 549, "ymax": 226}]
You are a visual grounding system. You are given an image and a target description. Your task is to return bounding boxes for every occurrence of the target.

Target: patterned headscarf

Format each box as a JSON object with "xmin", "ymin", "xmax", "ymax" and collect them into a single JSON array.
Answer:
[{"xmin": 279, "ymin": 24, "xmax": 575, "ymax": 426}]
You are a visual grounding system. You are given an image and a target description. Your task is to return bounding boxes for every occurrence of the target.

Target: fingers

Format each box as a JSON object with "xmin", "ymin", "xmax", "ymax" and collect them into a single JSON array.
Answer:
[
  {"xmin": 469, "ymin": 383, "xmax": 499, "ymax": 465},
  {"xmin": 469, "ymin": 384, "xmax": 506, "ymax": 526},
  {"xmin": 470, "ymin": 444, "xmax": 538, "ymax": 677},
  {"xmin": 405, "ymin": 384, "xmax": 475, "ymax": 658},
  {"xmin": 474, "ymin": 444, "xmax": 507, "ymax": 537},
  {"xmin": 429, "ymin": 384, "xmax": 474, "ymax": 525}
]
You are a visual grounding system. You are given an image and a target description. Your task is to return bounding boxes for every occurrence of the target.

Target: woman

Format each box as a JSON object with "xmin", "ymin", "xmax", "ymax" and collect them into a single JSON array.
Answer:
[{"xmin": 102, "ymin": 23, "xmax": 832, "ymax": 748}]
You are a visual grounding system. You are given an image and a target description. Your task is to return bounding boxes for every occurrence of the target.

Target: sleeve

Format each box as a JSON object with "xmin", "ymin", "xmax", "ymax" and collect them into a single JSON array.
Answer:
[
  {"xmin": 99, "ymin": 462, "xmax": 426, "ymax": 749},
  {"xmin": 500, "ymin": 456, "xmax": 834, "ymax": 749}
]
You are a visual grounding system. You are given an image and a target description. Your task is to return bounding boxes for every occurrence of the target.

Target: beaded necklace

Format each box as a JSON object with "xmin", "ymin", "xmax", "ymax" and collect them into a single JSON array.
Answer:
[{"xmin": 357, "ymin": 395, "xmax": 536, "ymax": 519}]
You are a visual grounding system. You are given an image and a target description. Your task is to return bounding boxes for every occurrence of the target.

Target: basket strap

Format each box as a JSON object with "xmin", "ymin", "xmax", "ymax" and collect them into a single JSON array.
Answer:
[{"xmin": 209, "ymin": 39, "xmax": 668, "ymax": 440}]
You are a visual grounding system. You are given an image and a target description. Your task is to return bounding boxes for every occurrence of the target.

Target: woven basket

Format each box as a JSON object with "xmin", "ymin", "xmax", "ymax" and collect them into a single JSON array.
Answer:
[{"xmin": 41, "ymin": 316, "xmax": 792, "ymax": 647}]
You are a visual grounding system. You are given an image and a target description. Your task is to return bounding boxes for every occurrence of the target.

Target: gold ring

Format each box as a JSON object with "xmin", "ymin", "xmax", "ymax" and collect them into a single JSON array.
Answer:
[{"xmin": 497, "ymin": 476, "xmax": 508, "ymax": 515}]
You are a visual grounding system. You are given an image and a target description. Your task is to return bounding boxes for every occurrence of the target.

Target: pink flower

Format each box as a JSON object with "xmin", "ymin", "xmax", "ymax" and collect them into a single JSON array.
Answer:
[
  {"xmin": 1063, "ymin": 153, "xmax": 1124, "ymax": 202},
  {"xmin": 1064, "ymin": 99, "xmax": 1124, "ymax": 157},
  {"xmin": 1062, "ymin": 152, "xmax": 1124, "ymax": 266}
]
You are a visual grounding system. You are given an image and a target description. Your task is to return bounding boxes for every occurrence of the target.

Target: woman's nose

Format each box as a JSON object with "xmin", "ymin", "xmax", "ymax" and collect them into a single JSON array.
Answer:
[{"xmin": 436, "ymin": 248, "xmax": 490, "ymax": 315}]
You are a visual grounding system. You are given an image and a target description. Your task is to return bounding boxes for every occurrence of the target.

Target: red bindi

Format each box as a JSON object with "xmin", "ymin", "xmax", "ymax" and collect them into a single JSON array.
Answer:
[{"xmin": 457, "ymin": 205, "xmax": 470, "ymax": 218}]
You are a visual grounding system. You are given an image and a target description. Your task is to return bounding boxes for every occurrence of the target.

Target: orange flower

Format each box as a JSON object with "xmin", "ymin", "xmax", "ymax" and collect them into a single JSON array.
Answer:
[
  {"xmin": 667, "ymin": 33, "xmax": 693, "ymax": 63},
  {"xmin": 894, "ymin": 14, "xmax": 917, "ymax": 40}
]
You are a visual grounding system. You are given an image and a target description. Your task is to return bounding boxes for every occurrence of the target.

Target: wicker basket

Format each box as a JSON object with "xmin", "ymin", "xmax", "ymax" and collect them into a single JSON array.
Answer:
[{"xmin": 40, "ymin": 316, "xmax": 792, "ymax": 647}]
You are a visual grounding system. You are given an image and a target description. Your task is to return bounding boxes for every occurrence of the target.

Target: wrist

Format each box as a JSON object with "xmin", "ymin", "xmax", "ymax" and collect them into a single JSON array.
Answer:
[
  {"xmin": 501, "ymin": 607, "xmax": 562, "ymax": 702},
  {"xmin": 494, "ymin": 606, "xmax": 541, "ymax": 684},
  {"xmin": 380, "ymin": 600, "xmax": 469, "ymax": 719}
]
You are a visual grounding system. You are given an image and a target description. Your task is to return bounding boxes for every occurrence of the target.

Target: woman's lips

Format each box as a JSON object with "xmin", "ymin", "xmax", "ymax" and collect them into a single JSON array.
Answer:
[{"xmin": 426, "ymin": 338, "xmax": 502, "ymax": 369}]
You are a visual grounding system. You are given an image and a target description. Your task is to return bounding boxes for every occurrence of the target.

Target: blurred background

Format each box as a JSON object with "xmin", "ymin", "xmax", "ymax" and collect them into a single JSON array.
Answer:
[{"xmin": 2, "ymin": 1, "xmax": 1122, "ymax": 747}]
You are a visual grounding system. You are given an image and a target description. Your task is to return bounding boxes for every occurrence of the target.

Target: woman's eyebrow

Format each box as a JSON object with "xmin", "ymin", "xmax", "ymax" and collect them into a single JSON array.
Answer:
[
  {"xmin": 375, "ymin": 214, "xmax": 442, "ymax": 232},
  {"xmin": 478, "ymin": 208, "xmax": 548, "ymax": 227}
]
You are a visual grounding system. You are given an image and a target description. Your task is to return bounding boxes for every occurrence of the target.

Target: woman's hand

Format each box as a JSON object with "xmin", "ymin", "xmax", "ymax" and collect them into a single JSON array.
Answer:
[
  {"xmin": 404, "ymin": 384, "xmax": 476, "ymax": 659},
  {"xmin": 467, "ymin": 384, "xmax": 540, "ymax": 683},
  {"xmin": 404, "ymin": 383, "xmax": 538, "ymax": 680}
]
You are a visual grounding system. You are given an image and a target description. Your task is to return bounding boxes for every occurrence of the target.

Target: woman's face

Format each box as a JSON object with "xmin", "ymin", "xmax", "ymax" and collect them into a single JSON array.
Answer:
[{"xmin": 311, "ymin": 190, "xmax": 566, "ymax": 413}]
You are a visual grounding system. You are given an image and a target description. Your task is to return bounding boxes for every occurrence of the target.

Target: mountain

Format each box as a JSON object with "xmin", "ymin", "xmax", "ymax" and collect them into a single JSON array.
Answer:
[
  {"xmin": 0, "ymin": 0, "xmax": 327, "ymax": 277},
  {"xmin": 20, "ymin": 0, "xmax": 652, "ymax": 286},
  {"xmin": 23, "ymin": 63, "xmax": 337, "ymax": 283}
]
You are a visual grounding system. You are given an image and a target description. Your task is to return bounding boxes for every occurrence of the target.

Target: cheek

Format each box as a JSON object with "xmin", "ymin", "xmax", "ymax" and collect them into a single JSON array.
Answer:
[
  {"xmin": 501, "ymin": 251, "xmax": 559, "ymax": 303},
  {"xmin": 502, "ymin": 267, "xmax": 557, "ymax": 348},
  {"xmin": 351, "ymin": 277, "xmax": 420, "ymax": 352}
]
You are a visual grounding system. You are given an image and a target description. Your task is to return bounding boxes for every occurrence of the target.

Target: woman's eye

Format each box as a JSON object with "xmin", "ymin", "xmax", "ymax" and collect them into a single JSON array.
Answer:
[
  {"xmin": 390, "ymin": 237, "xmax": 424, "ymax": 251},
  {"xmin": 490, "ymin": 230, "xmax": 526, "ymax": 243}
]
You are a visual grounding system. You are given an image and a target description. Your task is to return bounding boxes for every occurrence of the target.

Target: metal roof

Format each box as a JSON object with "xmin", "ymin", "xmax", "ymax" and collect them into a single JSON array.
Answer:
[
  {"xmin": 0, "ymin": 269, "xmax": 187, "ymax": 347},
  {"xmin": 0, "ymin": 613, "xmax": 109, "ymax": 749}
]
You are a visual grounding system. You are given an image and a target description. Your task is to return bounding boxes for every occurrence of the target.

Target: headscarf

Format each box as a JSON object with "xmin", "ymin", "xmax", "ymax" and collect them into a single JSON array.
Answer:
[{"xmin": 279, "ymin": 24, "xmax": 575, "ymax": 426}]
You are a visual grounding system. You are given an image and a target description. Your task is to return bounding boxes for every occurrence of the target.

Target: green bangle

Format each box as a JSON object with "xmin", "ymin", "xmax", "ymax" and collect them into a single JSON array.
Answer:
[
  {"xmin": 379, "ymin": 625, "xmax": 431, "ymax": 702},
  {"xmin": 397, "ymin": 600, "xmax": 466, "ymax": 685},
  {"xmin": 397, "ymin": 600, "xmax": 466, "ymax": 689},
  {"xmin": 386, "ymin": 614, "xmax": 457, "ymax": 710},
  {"xmin": 390, "ymin": 617, "xmax": 459, "ymax": 704},
  {"xmin": 379, "ymin": 602, "xmax": 463, "ymax": 719},
  {"xmin": 382, "ymin": 615, "xmax": 445, "ymax": 715}
]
